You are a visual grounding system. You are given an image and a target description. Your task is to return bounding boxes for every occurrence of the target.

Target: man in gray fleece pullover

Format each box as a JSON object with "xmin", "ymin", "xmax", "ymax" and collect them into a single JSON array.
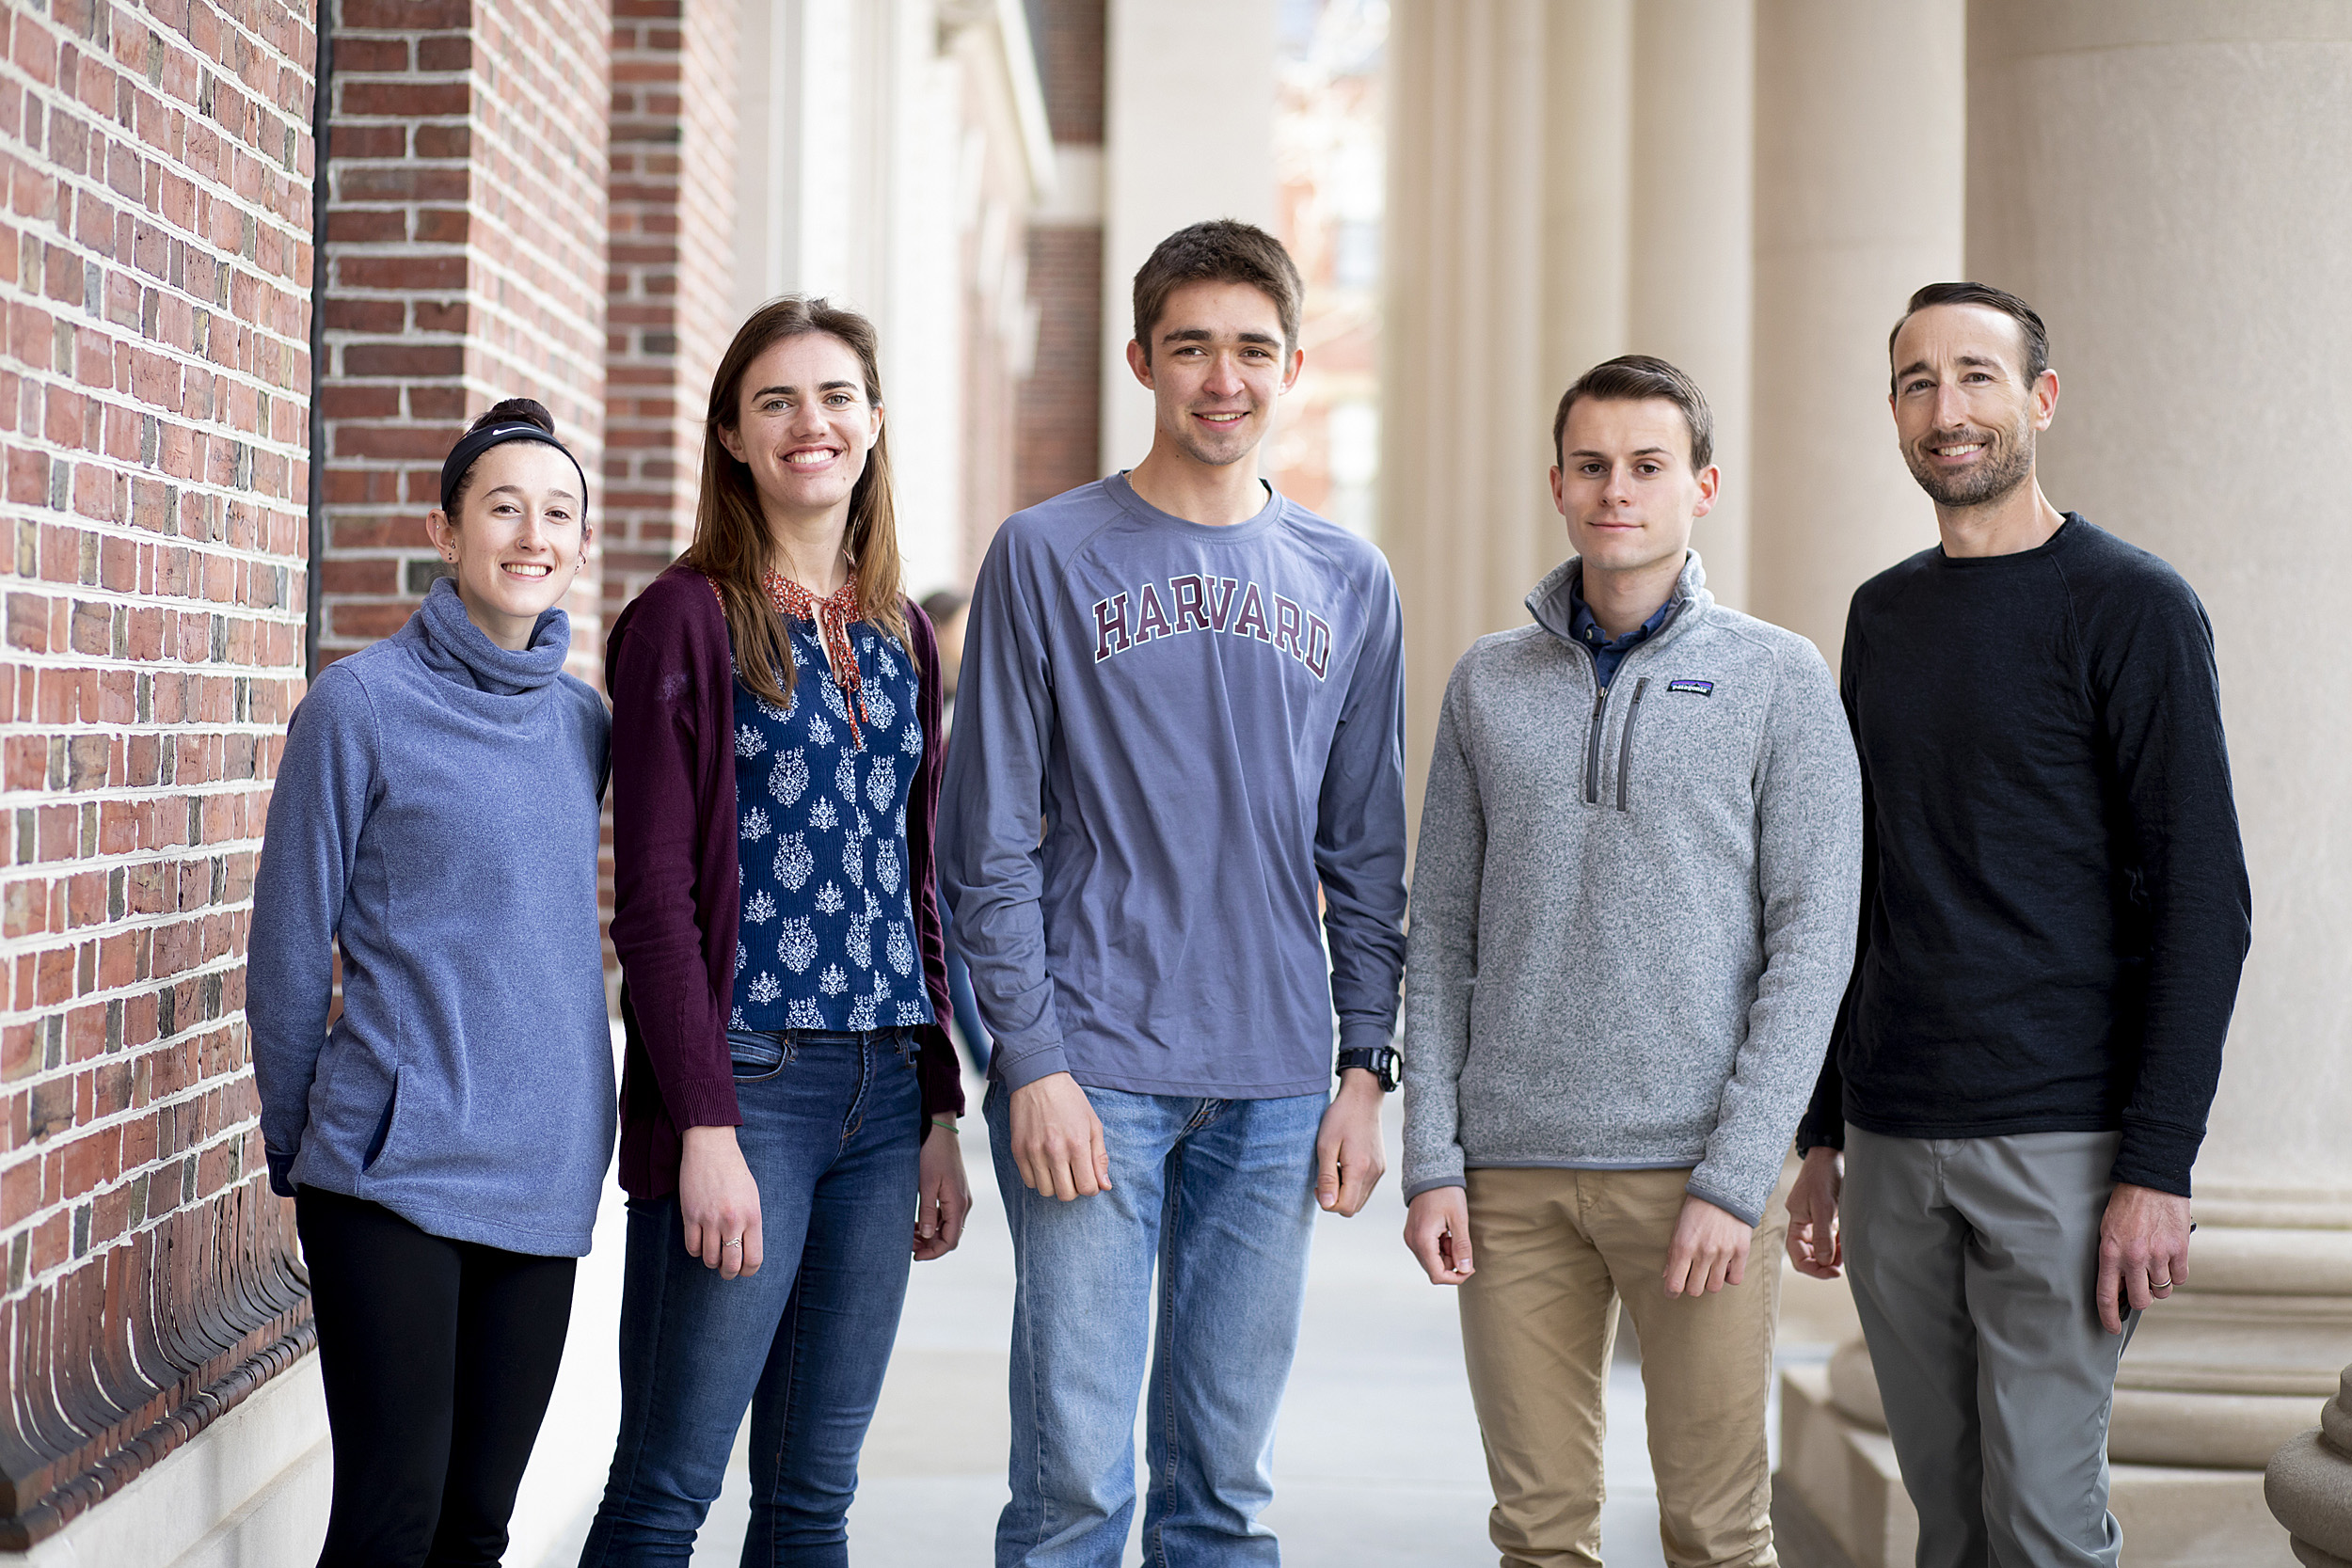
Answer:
[{"xmin": 1401, "ymin": 356, "xmax": 1861, "ymax": 1567}]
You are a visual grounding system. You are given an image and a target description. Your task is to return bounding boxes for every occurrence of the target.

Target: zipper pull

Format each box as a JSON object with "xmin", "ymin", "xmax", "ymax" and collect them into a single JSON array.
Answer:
[{"xmin": 1615, "ymin": 677, "xmax": 1651, "ymax": 812}]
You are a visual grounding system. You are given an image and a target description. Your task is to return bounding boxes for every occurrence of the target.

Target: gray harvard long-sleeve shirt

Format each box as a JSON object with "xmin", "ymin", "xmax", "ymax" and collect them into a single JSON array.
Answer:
[
  {"xmin": 1402, "ymin": 553, "xmax": 1862, "ymax": 1226},
  {"xmin": 939, "ymin": 474, "xmax": 1407, "ymax": 1098}
]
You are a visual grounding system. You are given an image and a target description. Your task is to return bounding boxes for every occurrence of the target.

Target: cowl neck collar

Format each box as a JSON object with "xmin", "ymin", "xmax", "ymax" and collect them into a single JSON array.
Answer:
[{"xmin": 411, "ymin": 577, "xmax": 570, "ymax": 696}]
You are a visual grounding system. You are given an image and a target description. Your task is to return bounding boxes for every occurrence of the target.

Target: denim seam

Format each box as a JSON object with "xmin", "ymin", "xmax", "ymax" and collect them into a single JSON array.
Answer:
[
  {"xmin": 758, "ymin": 1278, "xmax": 809, "ymax": 1568},
  {"xmin": 1021, "ymin": 1189, "xmax": 1060, "ymax": 1548},
  {"xmin": 841, "ymin": 1038, "xmax": 871, "ymax": 1148},
  {"xmin": 1147, "ymin": 1134, "xmax": 1189, "ymax": 1568}
]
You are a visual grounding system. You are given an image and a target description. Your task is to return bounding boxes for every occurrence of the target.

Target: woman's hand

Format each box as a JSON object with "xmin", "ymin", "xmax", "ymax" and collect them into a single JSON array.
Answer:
[
  {"xmin": 914, "ymin": 1123, "xmax": 972, "ymax": 1260},
  {"xmin": 679, "ymin": 1124, "xmax": 762, "ymax": 1278}
]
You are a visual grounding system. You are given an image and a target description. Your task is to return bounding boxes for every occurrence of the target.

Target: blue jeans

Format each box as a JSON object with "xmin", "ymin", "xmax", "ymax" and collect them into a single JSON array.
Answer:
[
  {"xmin": 580, "ymin": 1030, "xmax": 921, "ymax": 1567},
  {"xmin": 987, "ymin": 1082, "xmax": 1325, "ymax": 1568}
]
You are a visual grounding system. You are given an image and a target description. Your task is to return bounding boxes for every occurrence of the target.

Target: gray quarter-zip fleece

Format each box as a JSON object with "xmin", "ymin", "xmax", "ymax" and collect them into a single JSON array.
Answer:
[{"xmin": 1401, "ymin": 552, "xmax": 1862, "ymax": 1225}]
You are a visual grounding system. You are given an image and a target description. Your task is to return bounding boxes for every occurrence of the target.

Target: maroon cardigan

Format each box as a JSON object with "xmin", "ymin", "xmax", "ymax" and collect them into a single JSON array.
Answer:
[{"xmin": 606, "ymin": 564, "xmax": 965, "ymax": 1200}]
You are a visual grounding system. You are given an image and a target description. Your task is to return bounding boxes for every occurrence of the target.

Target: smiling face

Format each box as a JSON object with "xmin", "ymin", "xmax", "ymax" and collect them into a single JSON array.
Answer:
[
  {"xmin": 718, "ymin": 331, "xmax": 882, "ymax": 529},
  {"xmin": 1127, "ymin": 279, "xmax": 1301, "ymax": 470},
  {"xmin": 1889, "ymin": 303, "xmax": 2056, "ymax": 509},
  {"xmin": 424, "ymin": 441, "xmax": 586, "ymax": 650},
  {"xmin": 1549, "ymin": 396, "xmax": 1718, "ymax": 578}
]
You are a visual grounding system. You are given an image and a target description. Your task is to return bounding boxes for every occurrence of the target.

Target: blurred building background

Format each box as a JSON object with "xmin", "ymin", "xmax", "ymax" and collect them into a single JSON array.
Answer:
[{"xmin": 1, "ymin": 3, "xmax": 2346, "ymax": 1565}]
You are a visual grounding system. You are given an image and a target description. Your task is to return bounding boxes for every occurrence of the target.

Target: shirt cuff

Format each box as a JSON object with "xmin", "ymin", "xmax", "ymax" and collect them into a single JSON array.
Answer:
[
  {"xmin": 1684, "ymin": 1173, "xmax": 1764, "ymax": 1229},
  {"xmin": 1401, "ymin": 1174, "xmax": 1466, "ymax": 1202},
  {"xmin": 666, "ymin": 1074, "xmax": 745, "ymax": 1132},
  {"xmin": 2112, "ymin": 1122, "xmax": 2198, "ymax": 1198},
  {"xmin": 1338, "ymin": 1019, "xmax": 1398, "ymax": 1059},
  {"xmin": 992, "ymin": 1040, "xmax": 1072, "ymax": 1092}
]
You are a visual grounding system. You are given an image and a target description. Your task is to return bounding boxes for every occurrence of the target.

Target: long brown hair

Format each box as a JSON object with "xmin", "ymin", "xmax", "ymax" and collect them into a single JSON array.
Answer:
[{"xmin": 684, "ymin": 296, "xmax": 913, "ymax": 708}]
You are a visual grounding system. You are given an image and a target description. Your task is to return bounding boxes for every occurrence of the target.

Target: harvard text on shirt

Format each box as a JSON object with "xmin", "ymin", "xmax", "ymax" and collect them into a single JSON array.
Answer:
[{"xmin": 1090, "ymin": 574, "xmax": 1334, "ymax": 678}]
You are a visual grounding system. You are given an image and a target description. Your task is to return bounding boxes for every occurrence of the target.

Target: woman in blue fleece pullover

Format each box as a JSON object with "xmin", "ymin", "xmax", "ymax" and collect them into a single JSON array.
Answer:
[{"xmin": 247, "ymin": 399, "xmax": 612, "ymax": 1568}]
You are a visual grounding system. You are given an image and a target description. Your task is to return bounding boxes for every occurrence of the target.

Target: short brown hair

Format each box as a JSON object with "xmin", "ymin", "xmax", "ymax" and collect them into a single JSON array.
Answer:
[
  {"xmin": 1551, "ymin": 355, "xmax": 1714, "ymax": 472},
  {"xmin": 1888, "ymin": 281, "xmax": 2049, "ymax": 392},
  {"xmin": 1131, "ymin": 219, "xmax": 1303, "ymax": 363}
]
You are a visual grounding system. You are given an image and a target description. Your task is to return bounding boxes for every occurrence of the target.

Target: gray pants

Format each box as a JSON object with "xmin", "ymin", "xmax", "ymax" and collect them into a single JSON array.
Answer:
[{"xmin": 1843, "ymin": 1127, "xmax": 2138, "ymax": 1568}]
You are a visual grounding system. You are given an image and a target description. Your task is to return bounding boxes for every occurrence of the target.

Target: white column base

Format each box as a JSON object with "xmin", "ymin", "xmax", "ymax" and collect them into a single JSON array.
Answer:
[
  {"xmin": 2266, "ymin": 1367, "xmax": 2352, "ymax": 1568},
  {"xmin": 1, "ymin": 1353, "xmax": 328, "ymax": 1568},
  {"xmin": 1775, "ymin": 1363, "xmax": 2296, "ymax": 1568}
]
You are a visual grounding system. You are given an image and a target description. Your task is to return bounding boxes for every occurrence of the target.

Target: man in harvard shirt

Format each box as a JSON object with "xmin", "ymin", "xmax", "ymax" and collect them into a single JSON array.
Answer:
[
  {"xmin": 939, "ymin": 220, "xmax": 1406, "ymax": 1567},
  {"xmin": 1788, "ymin": 282, "xmax": 2252, "ymax": 1567}
]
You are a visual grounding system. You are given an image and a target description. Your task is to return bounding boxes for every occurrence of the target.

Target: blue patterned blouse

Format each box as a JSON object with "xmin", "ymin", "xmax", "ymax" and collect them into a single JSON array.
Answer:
[{"xmin": 730, "ymin": 611, "xmax": 926, "ymax": 1033}]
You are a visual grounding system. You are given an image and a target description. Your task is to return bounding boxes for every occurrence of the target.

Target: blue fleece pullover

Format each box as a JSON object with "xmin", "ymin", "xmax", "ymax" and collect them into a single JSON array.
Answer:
[
  {"xmin": 939, "ymin": 474, "xmax": 1407, "ymax": 1098},
  {"xmin": 247, "ymin": 579, "xmax": 613, "ymax": 1256}
]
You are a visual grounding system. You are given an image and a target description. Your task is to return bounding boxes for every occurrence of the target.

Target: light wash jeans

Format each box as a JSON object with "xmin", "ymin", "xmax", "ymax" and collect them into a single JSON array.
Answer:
[
  {"xmin": 580, "ymin": 1029, "xmax": 921, "ymax": 1567},
  {"xmin": 987, "ymin": 1081, "xmax": 1326, "ymax": 1568}
]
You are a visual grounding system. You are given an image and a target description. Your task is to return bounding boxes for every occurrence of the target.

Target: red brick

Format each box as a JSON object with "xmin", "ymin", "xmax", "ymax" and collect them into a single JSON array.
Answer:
[{"xmin": 0, "ymin": 2, "xmax": 322, "ymax": 1356}]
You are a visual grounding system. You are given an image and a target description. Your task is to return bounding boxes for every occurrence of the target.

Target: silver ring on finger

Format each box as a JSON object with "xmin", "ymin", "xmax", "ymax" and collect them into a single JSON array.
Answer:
[{"xmin": 723, "ymin": 1239, "xmax": 744, "ymax": 1249}]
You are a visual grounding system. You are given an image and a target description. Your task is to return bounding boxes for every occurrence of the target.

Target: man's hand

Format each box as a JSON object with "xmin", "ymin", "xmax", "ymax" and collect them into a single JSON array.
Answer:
[
  {"xmin": 679, "ymin": 1124, "xmax": 762, "ymax": 1279},
  {"xmin": 1662, "ymin": 1193, "xmax": 1751, "ymax": 1298},
  {"xmin": 1314, "ymin": 1069, "xmax": 1387, "ymax": 1216},
  {"xmin": 1786, "ymin": 1146, "xmax": 1844, "ymax": 1279},
  {"xmin": 914, "ymin": 1124, "xmax": 973, "ymax": 1260},
  {"xmin": 1009, "ymin": 1072, "xmax": 1111, "ymax": 1200},
  {"xmin": 1404, "ymin": 1186, "xmax": 1473, "ymax": 1284},
  {"xmin": 2097, "ymin": 1182, "xmax": 2191, "ymax": 1334}
]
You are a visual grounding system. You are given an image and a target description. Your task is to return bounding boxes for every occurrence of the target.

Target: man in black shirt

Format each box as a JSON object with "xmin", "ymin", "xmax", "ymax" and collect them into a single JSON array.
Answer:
[{"xmin": 1785, "ymin": 282, "xmax": 2251, "ymax": 1567}]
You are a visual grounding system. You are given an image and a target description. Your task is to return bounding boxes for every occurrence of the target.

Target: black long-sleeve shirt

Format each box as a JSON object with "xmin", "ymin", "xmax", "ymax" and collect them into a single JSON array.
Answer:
[{"xmin": 1798, "ymin": 515, "xmax": 2251, "ymax": 1196}]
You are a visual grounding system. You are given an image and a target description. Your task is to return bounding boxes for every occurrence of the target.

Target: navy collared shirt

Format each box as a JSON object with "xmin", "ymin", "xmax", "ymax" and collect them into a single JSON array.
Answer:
[{"xmin": 1568, "ymin": 575, "xmax": 1674, "ymax": 691}]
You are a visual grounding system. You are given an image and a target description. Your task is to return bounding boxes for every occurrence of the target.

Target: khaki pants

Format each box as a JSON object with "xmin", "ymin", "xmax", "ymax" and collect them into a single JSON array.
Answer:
[{"xmin": 1458, "ymin": 1166, "xmax": 1789, "ymax": 1568}]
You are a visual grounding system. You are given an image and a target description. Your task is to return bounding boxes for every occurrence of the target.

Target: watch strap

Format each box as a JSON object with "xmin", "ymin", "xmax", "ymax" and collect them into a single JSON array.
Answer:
[{"xmin": 1336, "ymin": 1045, "xmax": 1400, "ymax": 1093}]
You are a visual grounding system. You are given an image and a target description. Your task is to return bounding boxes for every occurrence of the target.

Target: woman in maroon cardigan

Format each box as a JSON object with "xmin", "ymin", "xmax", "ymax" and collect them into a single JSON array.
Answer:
[{"xmin": 580, "ymin": 297, "xmax": 971, "ymax": 1563}]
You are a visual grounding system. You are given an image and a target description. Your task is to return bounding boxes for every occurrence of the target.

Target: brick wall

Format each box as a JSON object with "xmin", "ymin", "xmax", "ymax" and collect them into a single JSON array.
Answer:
[
  {"xmin": 313, "ymin": 0, "xmax": 609, "ymax": 676},
  {"xmin": 601, "ymin": 0, "xmax": 738, "ymax": 986},
  {"xmin": 602, "ymin": 0, "xmax": 737, "ymax": 624},
  {"xmin": 0, "ymin": 0, "xmax": 317, "ymax": 1543},
  {"xmin": 1017, "ymin": 224, "xmax": 1101, "ymax": 511},
  {"xmin": 1016, "ymin": 0, "xmax": 1103, "ymax": 511},
  {"xmin": 1038, "ymin": 0, "xmax": 1102, "ymax": 146}
]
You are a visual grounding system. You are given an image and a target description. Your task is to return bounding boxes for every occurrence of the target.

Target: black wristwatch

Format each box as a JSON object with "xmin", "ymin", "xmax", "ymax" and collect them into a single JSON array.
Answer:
[{"xmin": 1336, "ymin": 1045, "xmax": 1400, "ymax": 1093}]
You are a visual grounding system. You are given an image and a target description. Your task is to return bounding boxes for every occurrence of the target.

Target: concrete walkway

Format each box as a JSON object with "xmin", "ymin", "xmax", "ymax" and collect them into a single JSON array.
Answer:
[{"xmin": 512, "ymin": 1084, "xmax": 1850, "ymax": 1566}]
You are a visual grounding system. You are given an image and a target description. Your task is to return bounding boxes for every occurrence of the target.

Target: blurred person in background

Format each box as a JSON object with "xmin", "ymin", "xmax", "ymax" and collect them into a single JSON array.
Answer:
[{"xmin": 920, "ymin": 586, "xmax": 992, "ymax": 1073}]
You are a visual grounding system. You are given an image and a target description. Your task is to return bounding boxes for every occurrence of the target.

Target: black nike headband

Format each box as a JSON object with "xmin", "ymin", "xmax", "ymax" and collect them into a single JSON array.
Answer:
[{"xmin": 437, "ymin": 422, "xmax": 589, "ymax": 521}]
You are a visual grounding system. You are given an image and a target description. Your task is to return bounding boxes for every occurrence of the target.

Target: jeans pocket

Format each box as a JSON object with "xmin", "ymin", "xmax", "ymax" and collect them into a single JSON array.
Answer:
[
  {"xmin": 727, "ymin": 1028, "xmax": 789, "ymax": 1084},
  {"xmin": 891, "ymin": 1029, "xmax": 919, "ymax": 1069}
]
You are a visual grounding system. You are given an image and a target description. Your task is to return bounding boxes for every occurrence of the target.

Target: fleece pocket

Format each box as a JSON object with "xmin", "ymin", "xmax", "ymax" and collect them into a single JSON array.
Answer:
[{"xmin": 358, "ymin": 1066, "xmax": 412, "ymax": 1178}]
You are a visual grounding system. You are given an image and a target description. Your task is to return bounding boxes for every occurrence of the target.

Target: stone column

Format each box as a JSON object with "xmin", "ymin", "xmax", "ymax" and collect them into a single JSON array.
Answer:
[
  {"xmin": 1785, "ymin": 8, "xmax": 2352, "ymax": 1565},
  {"xmin": 1742, "ymin": 14, "xmax": 1963, "ymax": 1556},
  {"xmin": 2271, "ymin": 1370, "xmax": 2352, "ymax": 1567},
  {"xmin": 1628, "ymin": 0, "xmax": 1755, "ymax": 610},
  {"xmin": 1382, "ymin": 0, "xmax": 1768, "ymax": 812},
  {"xmin": 1970, "ymin": 2, "xmax": 2352, "ymax": 1537},
  {"xmin": 1382, "ymin": 0, "xmax": 1631, "ymax": 808},
  {"xmin": 1098, "ymin": 0, "xmax": 1279, "ymax": 475},
  {"xmin": 1745, "ymin": 0, "xmax": 1961, "ymax": 668}
]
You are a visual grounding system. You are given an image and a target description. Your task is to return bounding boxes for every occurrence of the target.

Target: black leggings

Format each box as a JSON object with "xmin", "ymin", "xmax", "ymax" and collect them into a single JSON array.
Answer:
[{"xmin": 296, "ymin": 1187, "xmax": 577, "ymax": 1568}]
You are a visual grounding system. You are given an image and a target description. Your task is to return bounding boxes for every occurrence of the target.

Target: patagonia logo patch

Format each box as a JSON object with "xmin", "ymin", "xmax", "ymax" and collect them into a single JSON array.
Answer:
[{"xmin": 1667, "ymin": 679, "xmax": 1714, "ymax": 696}]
